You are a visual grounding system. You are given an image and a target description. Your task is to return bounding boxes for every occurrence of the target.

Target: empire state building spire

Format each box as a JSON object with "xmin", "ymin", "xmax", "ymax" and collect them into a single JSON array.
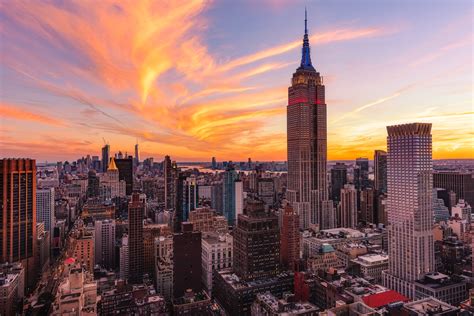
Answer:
[{"xmin": 300, "ymin": 8, "xmax": 315, "ymax": 71}]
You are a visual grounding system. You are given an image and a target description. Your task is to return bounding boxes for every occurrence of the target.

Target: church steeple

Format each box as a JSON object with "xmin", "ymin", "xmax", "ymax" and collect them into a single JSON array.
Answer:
[{"xmin": 299, "ymin": 8, "xmax": 315, "ymax": 71}]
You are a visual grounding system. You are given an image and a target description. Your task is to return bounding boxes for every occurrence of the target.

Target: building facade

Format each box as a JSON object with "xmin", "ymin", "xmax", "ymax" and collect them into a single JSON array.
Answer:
[
  {"xmin": 0, "ymin": 159, "xmax": 37, "ymax": 291},
  {"xmin": 374, "ymin": 150, "xmax": 387, "ymax": 193},
  {"xmin": 382, "ymin": 123, "xmax": 434, "ymax": 298},
  {"xmin": 128, "ymin": 193, "xmax": 144, "ymax": 284},
  {"xmin": 287, "ymin": 11, "xmax": 329, "ymax": 229}
]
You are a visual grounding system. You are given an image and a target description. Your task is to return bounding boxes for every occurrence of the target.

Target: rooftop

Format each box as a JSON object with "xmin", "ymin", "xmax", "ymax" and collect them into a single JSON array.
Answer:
[
  {"xmin": 403, "ymin": 297, "xmax": 459, "ymax": 315},
  {"xmin": 362, "ymin": 290, "xmax": 410, "ymax": 309}
]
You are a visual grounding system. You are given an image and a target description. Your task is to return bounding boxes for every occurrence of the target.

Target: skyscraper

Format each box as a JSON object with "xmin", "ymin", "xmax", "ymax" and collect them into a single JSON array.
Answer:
[
  {"xmin": 330, "ymin": 163, "xmax": 348, "ymax": 202},
  {"xmin": 36, "ymin": 187, "xmax": 55, "ymax": 234},
  {"xmin": 233, "ymin": 199, "xmax": 280, "ymax": 281},
  {"xmin": 374, "ymin": 150, "xmax": 388, "ymax": 193},
  {"xmin": 355, "ymin": 157, "xmax": 370, "ymax": 189},
  {"xmin": 222, "ymin": 163, "xmax": 240, "ymax": 226},
  {"xmin": 115, "ymin": 157, "xmax": 133, "ymax": 195},
  {"xmin": 0, "ymin": 158, "xmax": 37, "ymax": 291},
  {"xmin": 94, "ymin": 219, "xmax": 116, "ymax": 269},
  {"xmin": 287, "ymin": 10, "xmax": 329, "ymax": 229},
  {"xmin": 433, "ymin": 171, "xmax": 474, "ymax": 207},
  {"xmin": 163, "ymin": 155, "xmax": 177, "ymax": 211},
  {"xmin": 128, "ymin": 193, "xmax": 144, "ymax": 284},
  {"xmin": 134, "ymin": 142, "xmax": 139, "ymax": 167},
  {"xmin": 339, "ymin": 184, "xmax": 357, "ymax": 228},
  {"xmin": 382, "ymin": 123, "xmax": 434, "ymax": 298},
  {"xmin": 101, "ymin": 144, "xmax": 110, "ymax": 173},
  {"xmin": 87, "ymin": 170, "xmax": 100, "ymax": 198},
  {"xmin": 173, "ymin": 222, "xmax": 202, "ymax": 298}
]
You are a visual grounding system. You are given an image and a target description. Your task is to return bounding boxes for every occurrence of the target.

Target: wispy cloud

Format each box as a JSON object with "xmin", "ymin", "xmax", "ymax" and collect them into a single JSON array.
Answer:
[{"xmin": 0, "ymin": 103, "xmax": 66, "ymax": 126}]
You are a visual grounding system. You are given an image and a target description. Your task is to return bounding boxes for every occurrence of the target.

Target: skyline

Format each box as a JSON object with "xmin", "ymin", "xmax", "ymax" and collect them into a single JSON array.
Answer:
[{"xmin": 1, "ymin": 0, "xmax": 473, "ymax": 162}]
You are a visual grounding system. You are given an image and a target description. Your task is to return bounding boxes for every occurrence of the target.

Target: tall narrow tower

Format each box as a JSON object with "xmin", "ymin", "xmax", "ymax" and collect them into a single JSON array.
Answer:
[
  {"xmin": 382, "ymin": 123, "xmax": 434, "ymax": 298},
  {"xmin": 287, "ymin": 10, "xmax": 329, "ymax": 229}
]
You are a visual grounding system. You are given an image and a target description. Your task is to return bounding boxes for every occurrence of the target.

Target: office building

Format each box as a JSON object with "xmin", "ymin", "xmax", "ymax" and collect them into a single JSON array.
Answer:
[
  {"xmin": 173, "ymin": 222, "xmax": 202, "ymax": 298},
  {"xmin": 433, "ymin": 171, "xmax": 474, "ymax": 207},
  {"xmin": 257, "ymin": 178, "xmax": 275, "ymax": 208},
  {"xmin": 163, "ymin": 155, "xmax": 178, "ymax": 211},
  {"xmin": 87, "ymin": 170, "xmax": 100, "ymax": 198},
  {"xmin": 0, "ymin": 158, "xmax": 37, "ymax": 291},
  {"xmin": 331, "ymin": 163, "xmax": 348, "ymax": 202},
  {"xmin": 374, "ymin": 150, "xmax": 387, "ymax": 193},
  {"xmin": 355, "ymin": 157, "xmax": 370, "ymax": 190},
  {"xmin": 155, "ymin": 235, "xmax": 173, "ymax": 301},
  {"xmin": 188, "ymin": 207, "xmax": 228, "ymax": 233},
  {"xmin": 360, "ymin": 188, "xmax": 375, "ymax": 224},
  {"xmin": 36, "ymin": 187, "xmax": 55, "ymax": 236},
  {"xmin": 101, "ymin": 144, "xmax": 110, "ymax": 173},
  {"xmin": 134, "ymin": 142, "xmax": 139, "ymax": 167},
  {"xmin": 287, "ymin": 11, "xmax": 329, "ymax": 229},
  {"xmin": 115, "ymin": 157, "xmax": 133, "ymax": 195},
  {"xmin": 201, "ymin": 232, "xmax": 233, "ymax": 296},
  {"xmin": 414, "ymin": 273, "xmax": 468, "ymax": 306},
  {"xmin": 339, "ymin": 184, "xmax": 357, "ymax": 228},
  {"xmin": 128, "ymin": 193, "xmax": 144, "ymax": 284},
  {"xmin": 351, "ymin": 253, "xmax": 389, "ymax": 283},
  {"xmin": 382, "ymin": 123, "xmax": 434, "ymax": 298},
  {"xmin": 233, "ymin": 199, "xmax": 280, "ymax": 281},
  {"xmin": 222, "ymin": 164, "xmax": 241, "ymax": 226},
  {"xmin": 94, "ymin": 219, "xmax": 115, "ymax": 270},
  {"xmin": 280, "ymin": 204, "xmax": 300, "ymax": 271}
]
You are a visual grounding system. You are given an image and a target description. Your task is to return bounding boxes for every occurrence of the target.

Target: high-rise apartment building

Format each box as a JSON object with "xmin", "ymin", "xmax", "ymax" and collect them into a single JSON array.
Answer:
[
  {"xmin": 287, "ymin": 11, "xmax": 329, "ymax": 229},
  {"xmin": 94, "ymin": 219, "xmax": 116, "ymax": 270},
  {"xmin": 128, "ymin": 193, "xmax": 144, "ymax": 284},
  {"xmin": 280, "ymin": 204, "xmax": 300, "ymax": 271},
  {"xmin": 233, "ymin": 199, "xmax": 280, "ymax": 281},
  {"xmin": 331, "ymin": 163, "xmax": 348, "ymax": 202},
  {"xmin": 36, "ymin": 187, "xmax": 55, "ymax": 235},
  {"xmin": 0, "ymin": 158, "xmax": 37, "ymax": 291},
  {"xmin": 382, "ymin": 123, "xmax": 434, "ymax": 298},
  {"xmin": 374, "ymin": 150, "xmax": 387, "ymax": 193},
  {"xmin": 101, "ymin": 144, "xmax": 110, "ymax": 173}
]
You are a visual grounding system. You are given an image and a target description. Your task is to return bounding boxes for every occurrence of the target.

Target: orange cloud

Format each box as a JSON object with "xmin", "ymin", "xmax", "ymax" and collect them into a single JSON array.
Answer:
[{"xmin": 0, "ymin": 103, "xmax": 65, "ymax": 126}]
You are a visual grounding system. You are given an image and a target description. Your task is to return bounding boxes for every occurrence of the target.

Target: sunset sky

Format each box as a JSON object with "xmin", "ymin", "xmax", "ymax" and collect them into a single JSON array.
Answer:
[{"xmin": 1, "ymin": 0, "xmax": 472, "ymax": 162}]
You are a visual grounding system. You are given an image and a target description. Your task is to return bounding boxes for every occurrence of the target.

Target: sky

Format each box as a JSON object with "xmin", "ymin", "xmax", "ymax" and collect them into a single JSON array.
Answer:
[{"xmin": 0, "ymin": 0, "xmax": 473, "ymax": 162}]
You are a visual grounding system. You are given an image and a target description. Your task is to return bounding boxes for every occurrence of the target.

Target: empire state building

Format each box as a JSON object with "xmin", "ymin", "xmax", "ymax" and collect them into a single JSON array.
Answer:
[{"xmin": 287, "ymin": 10, "xmax": 332, "ymax": 229}]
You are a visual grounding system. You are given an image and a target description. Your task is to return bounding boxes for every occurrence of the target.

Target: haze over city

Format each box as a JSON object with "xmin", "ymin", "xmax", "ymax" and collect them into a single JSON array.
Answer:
[{"xmin": 1, "ymin": 0, "xmax": 472, "ymax": 161}]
